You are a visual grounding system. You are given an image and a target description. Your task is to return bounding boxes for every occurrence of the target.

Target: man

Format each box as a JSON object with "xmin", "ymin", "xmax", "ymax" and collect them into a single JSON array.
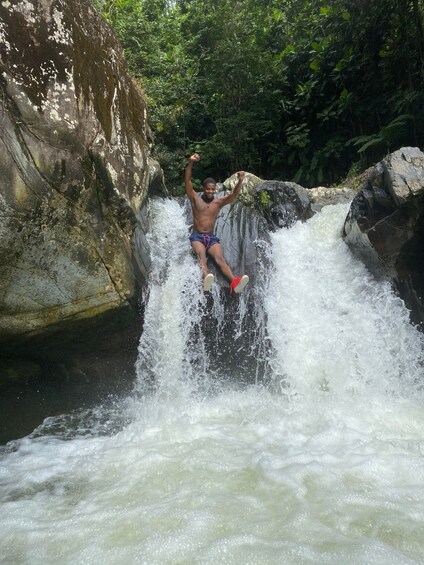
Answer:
[{"xmin": 184, "ymin": 152, "xmax": 249, "ymax": 293}]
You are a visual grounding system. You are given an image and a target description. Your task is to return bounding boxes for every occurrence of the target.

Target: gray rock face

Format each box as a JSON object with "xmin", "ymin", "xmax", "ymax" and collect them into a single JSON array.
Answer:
[
  {"xmin": 214, "ymin": 202, "xmax": 269, "ymax": 286},
  {"xmin": 223, "ymin": 172, "xmax": 263, "ymax": 206},
  {"xmin": 0, "ymin": 0, "xmax": 162, "ymax": 344},
  {"xmin": 307, "ymin": 186, "xmax": 356, "ymax": 212},
  {"xmin": 255, "ymin": 180, "xmax": 313, "ymax": 230},
  {"xmin": 343, "ymin": 147, "xmax": 424, "ymax": 326}
]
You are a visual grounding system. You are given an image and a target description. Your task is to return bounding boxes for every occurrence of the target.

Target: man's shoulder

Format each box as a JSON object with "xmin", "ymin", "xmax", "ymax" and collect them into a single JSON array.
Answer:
[
  {"xmin": 214, "ymin": 194, "xmax": 230, "ymax": 206},
  {"xmin": 191, "ymin": 193, "xmax": 203, "ymax": 204}
]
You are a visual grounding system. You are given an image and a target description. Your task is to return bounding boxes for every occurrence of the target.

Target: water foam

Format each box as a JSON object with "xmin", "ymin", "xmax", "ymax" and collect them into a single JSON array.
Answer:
[
  {"xmin": 1, "ymin": 200, "xmax": 424, "ymax": 565},
  {"xmin": 134, "ymin": 198, "xmax": 209, "ymax": 400},
  {"xmin": 266, "ymin": 204, "xmax": 424, "ymax": 402}
]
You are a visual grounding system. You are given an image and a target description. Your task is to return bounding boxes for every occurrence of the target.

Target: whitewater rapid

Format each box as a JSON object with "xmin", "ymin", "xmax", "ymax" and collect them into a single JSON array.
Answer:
[{"xmin": 1, "ymin": 199, "xmax": 424, "ymax": 565}]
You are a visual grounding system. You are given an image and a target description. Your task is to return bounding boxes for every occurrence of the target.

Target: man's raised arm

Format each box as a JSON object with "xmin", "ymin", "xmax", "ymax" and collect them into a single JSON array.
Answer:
[
  {"xmin": 218, "ymin": 171, "xmax": 245, "ymax": 206},
  {"xmin": 185, "ymin": 153, "xmax": 200, "ymax": 201}
]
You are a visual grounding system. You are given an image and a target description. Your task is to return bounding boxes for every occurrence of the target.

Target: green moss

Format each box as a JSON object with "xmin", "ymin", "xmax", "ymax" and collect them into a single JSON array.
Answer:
[
  {"xmin": 259, "ymin": 190, "xmax": 271, "ymax": 209},
  {"xmin": 337, "ymin": 163, "xmax": 373, "ymax": 192}
]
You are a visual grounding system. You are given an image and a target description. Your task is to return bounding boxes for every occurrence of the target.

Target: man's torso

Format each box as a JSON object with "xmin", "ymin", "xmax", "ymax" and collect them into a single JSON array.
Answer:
[{"xmin": 191, "ymin": 195, "xmax": 222, "ymax": 233}]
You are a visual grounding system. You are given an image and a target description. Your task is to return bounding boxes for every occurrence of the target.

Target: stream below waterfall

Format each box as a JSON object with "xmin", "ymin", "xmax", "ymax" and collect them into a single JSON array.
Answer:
[{"xmin": 1, "ymin": 200, "xmax": 424, "ymax": 565}]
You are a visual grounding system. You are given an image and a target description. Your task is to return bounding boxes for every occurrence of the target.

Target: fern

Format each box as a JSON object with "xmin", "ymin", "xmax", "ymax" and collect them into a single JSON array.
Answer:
[{"xmin": 349, "ymin": 114, "xmax": 413, "ymax": 155}]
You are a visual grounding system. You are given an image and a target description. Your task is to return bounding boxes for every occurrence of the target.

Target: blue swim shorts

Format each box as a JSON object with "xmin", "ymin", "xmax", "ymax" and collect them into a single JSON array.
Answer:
[{"xmin": 189, "ymin": 232, "xmax": 220, "ymax": 250}]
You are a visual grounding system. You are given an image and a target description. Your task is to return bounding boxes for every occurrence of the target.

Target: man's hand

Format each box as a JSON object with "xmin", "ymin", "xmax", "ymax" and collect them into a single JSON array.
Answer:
[
  {"xmin": 185, "ymin": 154, "xmax": 200, "ymax": 199},
  {"xmin": 237, "ymin": 171, "xmax": 245, "ymax": 181}
]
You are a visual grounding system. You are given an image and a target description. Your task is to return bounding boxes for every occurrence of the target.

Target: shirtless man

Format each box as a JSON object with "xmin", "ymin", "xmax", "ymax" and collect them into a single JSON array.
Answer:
[{"xmin": 185, "ymin": 153, "xmax": 249, "ymax": 293}]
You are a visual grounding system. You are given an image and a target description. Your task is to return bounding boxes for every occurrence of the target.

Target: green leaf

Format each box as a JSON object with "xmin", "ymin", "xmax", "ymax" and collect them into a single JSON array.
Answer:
[
  {"xmin": 273, "ymin": 8, "xmax": 282, "ymax": 22},
  {"xmin": 357, "ymin": 137, "xmax": 384, "ymax": 153},
  {"xmin": 293, "ymin": 168, "xmax": 303, "ymax": 184},
  {"xmin": 379, "ymin": 114, "xmax": 412, "ymax": 140},
  {"xmin": 276, "ymin": 44, "xmax": 295, "ymax": 61},
  {"xmin": 287, "ymin": 151, "xmax": 296, "ymax": 165}
]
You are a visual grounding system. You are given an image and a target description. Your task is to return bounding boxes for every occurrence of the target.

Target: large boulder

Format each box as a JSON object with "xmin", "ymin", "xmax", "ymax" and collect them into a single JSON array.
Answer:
[
  {"xmin": 343, "ymin": 147, "xmax": 424, "ymax": 326},
  {"xmin": 254, "ymin": 180, "xmax": 313, "ymax": 230},
  {"xmin": 307, "ymin": 186, "xmax": 357, "ymax": 212},
  {"xmin": 223, "ymin": 172, "xmax": 263, "ymax": 206},
  {"xmin": 0, "ymin": 0, "xmax": 163, "ymax": 378}
]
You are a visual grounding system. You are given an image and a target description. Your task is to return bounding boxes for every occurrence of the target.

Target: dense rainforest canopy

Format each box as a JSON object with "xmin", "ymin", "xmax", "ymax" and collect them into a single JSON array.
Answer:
[{"xmin": 92, "ymin": 0, "xmax": 424, "ymax": 192}]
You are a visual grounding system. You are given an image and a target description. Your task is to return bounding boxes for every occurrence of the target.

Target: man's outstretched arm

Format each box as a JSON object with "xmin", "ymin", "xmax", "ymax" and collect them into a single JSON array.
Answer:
[
  {"xmin": 185, "ymin": 153, "xmax": 200, "ymax": 201},
  {"xmin": 218, "ymin": 171, "xmax": 245, "ymax": 206}
]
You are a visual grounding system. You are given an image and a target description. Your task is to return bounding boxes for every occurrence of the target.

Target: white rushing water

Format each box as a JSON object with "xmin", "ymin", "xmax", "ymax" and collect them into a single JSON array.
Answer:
[{"xmin": 1, "ymin": 200, "xmax": 424, "ymax": 565}]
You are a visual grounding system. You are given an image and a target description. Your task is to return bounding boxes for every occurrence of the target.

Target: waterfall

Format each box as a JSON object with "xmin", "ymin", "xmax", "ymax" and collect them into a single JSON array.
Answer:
[
  {"xmin": 1, "ymin": 199, "xmax": 424, "ymax": 565},
  {"xmin": 265, "ymin": 203, "xmax": 424, "ymax": 401},
  {"xmin": 134, "ymin": 198, "xmax": 424, "ymax": 404},
  {"xmin": 134, "ymin": 198, "xmax": 209, "ymax": 400},
  {"xmin": 134, "ymin": 197, "xmax": 271, "ymax": 396}
]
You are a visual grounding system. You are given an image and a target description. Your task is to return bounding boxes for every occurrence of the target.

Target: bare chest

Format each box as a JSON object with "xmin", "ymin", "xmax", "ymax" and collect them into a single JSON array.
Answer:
[{"xmin": 193, "ymin": 197, "xmax": 220, "ymax": 215}]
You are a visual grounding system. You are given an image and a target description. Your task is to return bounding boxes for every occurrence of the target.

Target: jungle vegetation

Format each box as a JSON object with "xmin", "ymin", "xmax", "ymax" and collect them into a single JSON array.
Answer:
[{"xmin": 92, "ymin": 0, "xmax": 424, "ymax": 192}]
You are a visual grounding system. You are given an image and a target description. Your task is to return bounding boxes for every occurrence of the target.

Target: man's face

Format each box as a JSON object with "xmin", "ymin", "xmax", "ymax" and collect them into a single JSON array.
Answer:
[{"xmin": 202, "ymin": 183, "xmax": 216, "ymax": 202}]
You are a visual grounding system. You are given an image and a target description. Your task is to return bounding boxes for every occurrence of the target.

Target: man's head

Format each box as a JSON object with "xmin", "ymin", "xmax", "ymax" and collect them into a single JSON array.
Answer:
[{"xmin": 201, "ymin": 177, "xmax": 217, "ymax": 203}]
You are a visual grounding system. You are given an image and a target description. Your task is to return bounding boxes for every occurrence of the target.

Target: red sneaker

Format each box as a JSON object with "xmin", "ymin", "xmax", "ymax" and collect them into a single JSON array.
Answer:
[{"xmin": 230, "ymin": 275, "xmax": 249, "ymax": 294}]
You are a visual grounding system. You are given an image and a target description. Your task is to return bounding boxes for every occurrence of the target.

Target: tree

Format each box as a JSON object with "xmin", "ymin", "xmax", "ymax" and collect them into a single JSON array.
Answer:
[{"xmin": 92, "ymin": 0, "xmax": 424, "ymax": 190}]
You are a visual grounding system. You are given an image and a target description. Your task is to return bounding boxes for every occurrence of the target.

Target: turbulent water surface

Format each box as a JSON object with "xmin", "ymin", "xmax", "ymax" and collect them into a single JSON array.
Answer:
[{"xmin": 1, "ymin": 200, "xmax": 424, "ymax": 565}]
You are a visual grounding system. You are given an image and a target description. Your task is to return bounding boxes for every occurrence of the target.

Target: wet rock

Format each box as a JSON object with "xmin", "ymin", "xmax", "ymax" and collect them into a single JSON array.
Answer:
[
  {"xmin": 343, "ymin": 147, "xmax": 424, "ymax": 326},
  {"xmin": 255, "ymin": 180, "xmax": 313, "ymax": 230},
  {"xmin": 214, "ymin": 202, "xmax": 269, "ymax": 286},
  {"xmin": 0, "ymin": 0, "xmax": 162, "ymax": 352},
  {"xmin": 307, "ymin": 186, "xmax": 357, "ymax": 212},
  {"xmin": 223, "ymin": 172, "xmax": 263, "ymax": 206},
  {"xmin": 0, "ymin": 0, "xmax": 165, "ymax": 382}
]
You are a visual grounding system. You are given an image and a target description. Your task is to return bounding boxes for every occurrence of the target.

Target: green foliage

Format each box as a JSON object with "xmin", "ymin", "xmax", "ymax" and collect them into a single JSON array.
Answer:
[
  {"xmin": 349, "ymin": 114, "xmax": 414, "ymax": 157},
  {"xmin": 92, "ymin": 0, "xmax": 424, "ymax": 191},
  {"xmin": 258, "ymin": 190, "xmax": 271, "ymax": 210}
]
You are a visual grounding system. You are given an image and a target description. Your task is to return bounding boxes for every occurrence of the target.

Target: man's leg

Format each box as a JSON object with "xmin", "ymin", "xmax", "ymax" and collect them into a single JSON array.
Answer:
[
  {"xmin": 191, "ymin": 241, "xmax": 209, "ymax": 278},
  {"xmin": 207, "ymin": 243, "xmax": 236, "ymax": 281}
]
